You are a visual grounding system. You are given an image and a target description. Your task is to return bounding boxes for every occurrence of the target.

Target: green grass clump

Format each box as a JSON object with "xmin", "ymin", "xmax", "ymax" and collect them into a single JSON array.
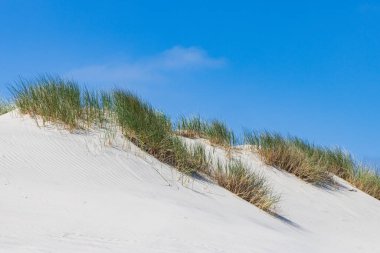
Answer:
[
  {"xmin": 11, "ymin": 76, "xmax": 82, "ymax": 129},
  {"xmin": 113, "ymin": 90, "xmax": 212, "ymax": 175},
  {"xmin": 83, "ymin": 88, "xmax": 112, "ymax": 128},
  {"xmin": 171, "ymin": 138, "xmax": 211, "ymax": 174},
  {"xmin": 113, "ymin": 90, "xmax": 172, "ymax": 156},
  {"xmin": 245, "ymin": 132, "xmax": 332, "ymax": 184},
  {"xmin": 0, "ymin": 99, "xmax": 14, "ymax": 115},
  {"xmin": 177, "ymin": 116, "xmax": 205, "ymax": 138},
  {"xmin": 10, "ymin": 76, "xmax": 107, "ymax": 130},
  {"xmin": 177, "ymin": 116, "xmax": 236, "ymax": 147},
  {"xmin": 207, "ymin": 120, "xmax": 236, "ymax": 147},
  {"xmin": 215, "ymin": 160, "xmax": 279, "ymax": 212}
]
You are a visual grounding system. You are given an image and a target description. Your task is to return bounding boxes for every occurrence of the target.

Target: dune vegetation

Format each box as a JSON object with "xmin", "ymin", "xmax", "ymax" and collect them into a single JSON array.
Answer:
[
  {"xmin": 177, "ymin": 116, "xmax": 236, "ymax": 147},
  {"xmin": 244, "ymin": 132, "xmax": 333, "ymax": 185},
  {"xmin": 10, "ymin": 77, "xmax": 110, "ymax": 130},
  {"xmin": 113, "ymin": 90, "xmax": 210, "ymax": 175},
  {"xmin": 215, "ymin": 160, "xmax": 279, "ymax": 211},
  {"xmin": 9, "ymin": 76, "xmax": 278, "ymax": 212},
  {"xmin": 0, "ymin": 98, "xmax": 13, "ymax": 115},
  {"xmin": 244, "ymin": 131, "xmax": 380, "ymax": 200},
  {"xmin": 7, "ymin": 75, "xmax": 380, "ymax": 204}
]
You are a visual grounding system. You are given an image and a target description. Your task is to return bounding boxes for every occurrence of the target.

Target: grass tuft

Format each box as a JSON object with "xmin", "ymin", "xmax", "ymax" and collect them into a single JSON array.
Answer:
[
  {"xmin": 177, "ymin": 116, "xmax": 236, "ymax": 147},
  {"xmin": 350, "ymin": 166, "xmax": 380, "ymax": 199},
  {"xmin": 0, "ymin": 98, "xmax": 14, "ymax": 115},
  {"xmin": 215, "ymin": 160, "xmax": 279, "ymax": 212},
  {"xmin": 10, "ymin": 76, "xmax": 108, "ymax": 130},
  {"xmin": 11, "ymin": 76, "xmax": 82, "ymax": 129},
  {"xmin": 245, "ymin": 132, "xmax": 332, "ymax": 184},
  {"xmin": 171, "ymin": 138, "xmax": 211, "ymax": 175},
  {"xmin": 113, "ymin": 90, "xmax": 212, "ymax": 175},
  {"xmin": 113, "ymin": 90, "xmax": 172, "ymax": 156}
]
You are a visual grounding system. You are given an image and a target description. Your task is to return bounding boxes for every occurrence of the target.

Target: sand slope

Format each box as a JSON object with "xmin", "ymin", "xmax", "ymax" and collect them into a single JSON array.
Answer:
[{"xmin": 1, "ymin": 111, "xmax": 379, "ymax": 253}]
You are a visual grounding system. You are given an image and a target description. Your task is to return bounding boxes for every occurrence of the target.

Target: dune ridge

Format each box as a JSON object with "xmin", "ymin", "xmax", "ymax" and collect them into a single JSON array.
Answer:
[{"xmin": 1, "ymin": 111, "xmax": 380, "ymax": 252}]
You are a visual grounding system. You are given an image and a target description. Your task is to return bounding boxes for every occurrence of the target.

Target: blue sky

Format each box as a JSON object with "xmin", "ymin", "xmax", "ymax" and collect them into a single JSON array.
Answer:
[{"xmin": 1, "ymin": 1, "xmax": 379, "ymax": 167}]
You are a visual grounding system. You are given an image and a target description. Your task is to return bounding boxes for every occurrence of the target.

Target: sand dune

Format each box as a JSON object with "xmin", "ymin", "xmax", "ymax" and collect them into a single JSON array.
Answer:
[{"xmin": 1, "ymin": 111, "xmax": 379, "ymax": 252}]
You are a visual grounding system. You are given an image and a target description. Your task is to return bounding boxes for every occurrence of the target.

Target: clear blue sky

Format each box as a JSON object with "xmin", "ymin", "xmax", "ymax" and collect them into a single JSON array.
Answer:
[{"xmin": 1, "ymin": 1, "xmax": 379, "ymax": 167}]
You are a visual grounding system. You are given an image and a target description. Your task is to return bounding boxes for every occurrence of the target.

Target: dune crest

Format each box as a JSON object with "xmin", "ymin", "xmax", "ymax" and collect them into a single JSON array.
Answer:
[{"xmin": 1, "ymin": 111, "xmax": 380, "ymax": 252}]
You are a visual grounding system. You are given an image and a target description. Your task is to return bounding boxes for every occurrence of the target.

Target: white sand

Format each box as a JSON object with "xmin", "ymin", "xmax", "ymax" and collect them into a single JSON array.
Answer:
[{"xmin": 1, "ymin": 111, "xmax": 379, "ymax": 253}]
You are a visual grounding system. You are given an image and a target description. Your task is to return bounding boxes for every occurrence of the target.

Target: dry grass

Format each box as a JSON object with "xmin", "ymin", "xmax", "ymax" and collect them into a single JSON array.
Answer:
[
  {"xmin": 215, "ymin": 160, "xmax": 279, "ymax": 212},
  {"xmin": 350, "ymin": 166, "xmax": 380, "ymax": 199},
  {"xmin": 177, "ymin": 116, "xmax": 236, "ymax": 147},
  {"xmin": 245, "ymin": 132, "xmax": 332, "ymax": 185},
  {"xmin": 245, "ymin": 131, "xmax": 380, "ymax": 200}
]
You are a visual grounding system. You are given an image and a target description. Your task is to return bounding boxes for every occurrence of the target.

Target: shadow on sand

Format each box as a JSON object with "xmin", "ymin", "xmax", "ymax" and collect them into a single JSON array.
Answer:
[{"xmin": 271, "ymin": 213, "xmax": 304, "ymax": 230}]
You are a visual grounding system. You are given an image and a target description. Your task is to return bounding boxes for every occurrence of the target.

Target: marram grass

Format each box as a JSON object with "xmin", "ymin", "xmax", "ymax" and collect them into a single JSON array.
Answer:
[
  {"xmin": 215, "ymin": 160, "xmax": 279, "ymax": 212},
  {"xmin": 10, "ymin": 76, "xmax": 110, "ymax": 130},
  {"xmin": 112, "ymin": 92, "xmax": 278, "ymax": 210},
  {"xmin": 244, "ymin": 132, "xmax": 332, "ymax": 185},
  {"xmin": 245, "ymin": 131, "xmax": 380, "ymax": 200},
  {"xmin": 350, "ymin": 166, "xmax": 380, "ymax": 199},
  {"xmin": 8, "ymin": 76, "xmax": 379, "ymax": 209},
  {"xmin": 11, "ymin": 76, "xmax": 82, "ymax": 130},
  {"xmin": 113, "ymin": 90, "xmax": 173, "ymax": 159},
  {"xmin": 8, "ymin": 77, "xmax": 278, "ymax": 212},
  {"xmin": 0, "ymin": 99, "xmax": 14, "ymax": 115},
  {"xmin": 177, "ymin": 116, "xmax": 236, "ymax": 147}
]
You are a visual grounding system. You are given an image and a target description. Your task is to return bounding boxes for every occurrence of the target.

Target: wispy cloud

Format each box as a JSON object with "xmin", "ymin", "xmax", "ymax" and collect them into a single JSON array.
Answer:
[{"xmin": 66, "ymin": 46, "xmax": 226, "ymax": 86}]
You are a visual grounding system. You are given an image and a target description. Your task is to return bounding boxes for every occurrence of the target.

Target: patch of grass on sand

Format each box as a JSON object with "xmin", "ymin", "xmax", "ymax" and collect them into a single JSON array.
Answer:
[
  {"xmin": 245, "ymin": 131, "xmax": 380, "ymax": 199},
  {"xmin": 0, "ymin": 99, "xmax": 14, "ymax": 115},
  {"xmin": 177, "ymin": 116, "xmax": 236, "ymax": 147},
  {"xmin": 215, "ymin": 160, "xmax": 279, "ymax": 212}
]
